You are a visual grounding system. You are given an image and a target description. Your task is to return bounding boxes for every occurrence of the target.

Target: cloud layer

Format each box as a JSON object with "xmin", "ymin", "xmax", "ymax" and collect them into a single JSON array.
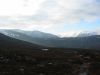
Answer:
[{"xmin": 0, "ymin": 0, "xmax": 100, "ymax": 34}]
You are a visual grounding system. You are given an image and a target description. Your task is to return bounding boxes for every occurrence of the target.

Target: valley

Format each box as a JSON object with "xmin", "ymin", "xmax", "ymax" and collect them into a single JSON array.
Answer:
[
  {"xmin": 0, "ymin": 48, "xmax": 100, "ymax": 75},
  {"xmin": 0, "ymin": 30, "xmax": 100, "ymax": 75}
]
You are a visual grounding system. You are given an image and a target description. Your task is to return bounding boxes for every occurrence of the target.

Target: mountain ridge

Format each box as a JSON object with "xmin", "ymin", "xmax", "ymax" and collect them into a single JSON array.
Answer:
[{"xmin": 0, "ymin": 29, "xmax": 100, "ymax": 50}]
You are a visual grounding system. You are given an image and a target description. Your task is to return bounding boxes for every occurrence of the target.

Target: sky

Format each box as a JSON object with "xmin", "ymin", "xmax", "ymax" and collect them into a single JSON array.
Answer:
[{"xmin": 0, "ymin": 0, "xmax": 100, "ymax": 37}]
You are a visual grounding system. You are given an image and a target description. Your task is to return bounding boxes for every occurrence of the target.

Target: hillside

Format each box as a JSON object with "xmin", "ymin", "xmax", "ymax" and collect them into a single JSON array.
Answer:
[{"xmin": 0, "ymin": 33, "xmax": 42, "ymax": 50}]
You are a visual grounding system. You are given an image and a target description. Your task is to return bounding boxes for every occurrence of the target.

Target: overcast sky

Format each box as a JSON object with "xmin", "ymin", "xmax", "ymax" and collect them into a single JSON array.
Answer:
[{"xmin": 0, "ymin": 0, "xmax": 100, "ymax": 37}]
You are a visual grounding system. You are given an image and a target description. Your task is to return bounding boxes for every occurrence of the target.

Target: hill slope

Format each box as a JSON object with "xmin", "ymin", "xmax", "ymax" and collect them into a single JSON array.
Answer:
[{"xmin": 0, "ymin": 33, "xmax": 42, "ymax": 50}]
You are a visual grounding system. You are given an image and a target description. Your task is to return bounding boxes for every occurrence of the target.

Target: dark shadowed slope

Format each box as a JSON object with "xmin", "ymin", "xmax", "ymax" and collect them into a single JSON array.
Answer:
[{"xmin": 0, "ymin": 33, "xmax": 42, "ymax": 50}]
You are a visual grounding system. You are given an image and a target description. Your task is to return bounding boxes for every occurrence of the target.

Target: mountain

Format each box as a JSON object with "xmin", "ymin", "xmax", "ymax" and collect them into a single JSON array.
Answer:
[
  {"xmin": 61, "ymin": 35, "xmax": 100, "ymax": 49},
  {"xmin": 77, "ymin": 31, "xmax": 98, "ymax": 37},
  {"xmin": 8, "ymin": 29, "xmax": 59, "ymax": 39},
  {"xmin": 0, "ymin": 33, "xmax": 42, "ymax": 50},
  {"xmin": 0, "ymin": 29, "xmax": 60, "ymax": 47},
  {"xmin": 0, "ymin": 29, "xmax": 100, "ymax": 50}
]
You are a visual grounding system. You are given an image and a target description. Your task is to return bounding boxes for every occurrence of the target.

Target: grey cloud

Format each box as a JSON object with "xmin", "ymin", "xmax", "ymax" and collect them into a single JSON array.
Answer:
[{"xmin": 0, "ymin": 0, "xmax": 100, "ymax": 30}]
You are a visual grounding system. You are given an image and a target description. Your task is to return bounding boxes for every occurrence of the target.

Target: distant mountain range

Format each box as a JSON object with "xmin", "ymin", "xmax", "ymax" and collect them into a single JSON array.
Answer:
[
  {"xmin": 77, "ymin": 31, "xmax": 98, "ymax": 37},
  {"xmin": 0, "ymin": 29, "xmax": 100, "ymax": 50}
]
